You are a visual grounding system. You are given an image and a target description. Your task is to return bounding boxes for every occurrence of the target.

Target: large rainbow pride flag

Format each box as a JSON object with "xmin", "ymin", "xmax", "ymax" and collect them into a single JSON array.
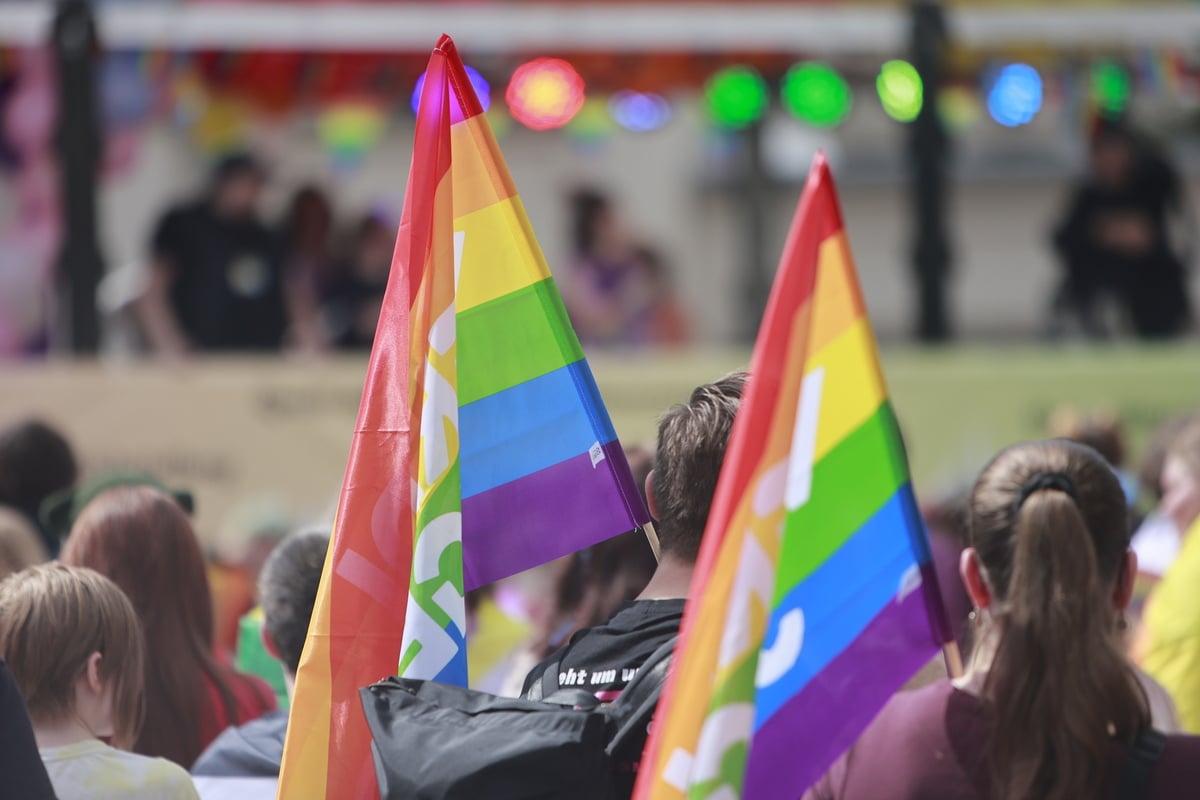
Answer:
[
  {"xmin": 278, "ymin": 35, "xmax": 650, "ymax": 800},
  {"xmin": 634, "ymin": 154, "xmax": 952, "ymax": 800}
]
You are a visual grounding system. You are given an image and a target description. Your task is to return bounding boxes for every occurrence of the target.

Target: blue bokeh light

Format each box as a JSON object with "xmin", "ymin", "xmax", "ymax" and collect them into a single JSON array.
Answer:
[
  {"xmin": 411, "ymin": 65, "xmax": 491, "ymax": 116},
  {"xmin": 987, "ymin": 63, "xmax": 1043, "ymax": 128},
  {"xmin": 608, "ymin": 91, "xmax": 672, "ymax": 132}
]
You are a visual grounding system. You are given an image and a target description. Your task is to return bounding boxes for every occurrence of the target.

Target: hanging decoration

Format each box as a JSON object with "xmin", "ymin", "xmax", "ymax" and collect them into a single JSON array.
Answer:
[
  {"xmin": 780, "ymin": 62, "xmax": 851, "ymax": 128},
  {"xmin": 877, "ymin": 60, "xmax": 923, "ymax": 122},
  {"xmin": 608, "ymin": 90, "xmax": 671, "ymax": 132},
  {"xmin": 317, "ymin": 98, "xmax": 387, "ymax": 169},
  {"xmin": 506, "ymin": 58, "xmax": 586, "ymax": 130},
  {"xmin": 987, "ymin": 62, "xmax": 1043, "ymax": 127},
  {"xmin": 705, "ymin": 65, "xmax": 768, "ymax": 129}
]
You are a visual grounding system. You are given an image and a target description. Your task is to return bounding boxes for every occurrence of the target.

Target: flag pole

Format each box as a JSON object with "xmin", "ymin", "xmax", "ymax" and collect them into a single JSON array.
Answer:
[
  {"xmin": 642, "ymin": 521, "xmax": 661, "ymax": 562},
  {"xmin": 942, "ymin": 640, "xmax": 964, "ymax": 679}
]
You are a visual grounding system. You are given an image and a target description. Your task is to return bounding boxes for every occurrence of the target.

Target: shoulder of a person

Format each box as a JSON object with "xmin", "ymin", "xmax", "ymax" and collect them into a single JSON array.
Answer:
[{"xmin": 860, "ymin": 680, "xmax": 957, "ymax": 743}]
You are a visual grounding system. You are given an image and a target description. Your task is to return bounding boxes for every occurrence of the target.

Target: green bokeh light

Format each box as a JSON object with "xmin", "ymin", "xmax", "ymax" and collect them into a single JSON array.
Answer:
[
  {"xmin": 781, "ymin": 62, "xmax": 852, "ymax": 128},
  {"xmin": 877, "ymin": 60, "xmax": 923, "ymax": 122},
  {"xmin": 1092, "ymin": 61, "xmax": 1131, "ymax": 116},
  {"xmin": 705, "ymin": 66, "xmax": 768, "ymax": 129}
]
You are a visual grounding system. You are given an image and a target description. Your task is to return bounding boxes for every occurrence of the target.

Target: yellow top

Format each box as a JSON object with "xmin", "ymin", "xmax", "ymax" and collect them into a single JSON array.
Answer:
[
  {"xmin": 1140, "ymin": 517, "xmax": 1200, "ymax": 733},
  {"xmin": 40, "ymin": 740, "xmax": 199, "ymax": 800}
]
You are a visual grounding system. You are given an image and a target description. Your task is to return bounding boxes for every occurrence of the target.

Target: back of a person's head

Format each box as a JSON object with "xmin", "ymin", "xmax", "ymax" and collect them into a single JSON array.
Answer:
[
  {"xmin": 0, "ymin": 564, "xmax": 144, "ymax": 749},
  {"xmin": 0, "ymin": 505, "xmax": 48, "ymax": 581},
  {"xmin": 1045, "ymin": 407, "xmax": 1126, "ymax": 469},
  {"xmin": 0, "ymin": 420, "xmax": 77, "ymax": 522},
  {"xmin": 1138, "ymin": 412, "xmax": 1198, "ymax": 501},
  {"xmin": 61, "ymin": 485, "xmax": 226, "ymax": 766},
  {"xmin": 968, "ymin": 439, "xmax": 1148, "ymax": 800},
  {"xmin": 259, "ymin": 531, "xmax": 330, "ymax": 675},
  {"xmin": 651, "ymin": 371, "xmax": 747, "ymax": 562}
]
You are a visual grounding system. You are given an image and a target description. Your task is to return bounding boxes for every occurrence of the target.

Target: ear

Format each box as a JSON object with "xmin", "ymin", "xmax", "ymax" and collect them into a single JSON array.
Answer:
[
  {"xmin": 644, "ymin": 470, "xmax": 658, "ymax": 520},
  {"xmin": 260, "ymin": 624, "xmax": 282, "ymax": 662},
  {"xmin": 1114, "ymin": 548, "xmax": 1138, "ymax": 610},
  {"xmin": 959, "ymin": 548, "xmax": 992, "ymax": 610},
  {"xmin": 84, "ymin": 651, "xmax": 104, "ymax": 695}
]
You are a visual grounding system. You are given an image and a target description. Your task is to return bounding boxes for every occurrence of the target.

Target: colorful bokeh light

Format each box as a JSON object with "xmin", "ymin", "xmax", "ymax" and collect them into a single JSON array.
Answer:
[
  {"xmin": 987, "ymin": 63, "xmax": 1043, "ymax": 127},
  {"xmin": 705, "ymin": 66, "xmax": 768, "ymax": 129},
  {"xmin": 608, "ymin": 91, "xmax": 671, "ymax": 132},
  {"xmin": 505, "ymin": 58, "xmax": 586, "ymax": 131},
  {"xmin": 877, "ymin": 60, "xmax": 923, "ymax": 122},
  {"xmin": 1091, "ymin": 61, "xmax": 1131, "ymax": 117},
  {"xmin": 410, "ymin": 65, "xmax": 491, "ymax": 117},
  {"xmin": 780, "ymin": 62, "xmax": 851, "ymax": 128}
]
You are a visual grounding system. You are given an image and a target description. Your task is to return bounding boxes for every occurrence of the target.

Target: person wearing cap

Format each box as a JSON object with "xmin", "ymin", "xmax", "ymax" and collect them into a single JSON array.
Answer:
[{"xmin": 138, "ymin": 152, "xmax": 286, "ymax": 355}]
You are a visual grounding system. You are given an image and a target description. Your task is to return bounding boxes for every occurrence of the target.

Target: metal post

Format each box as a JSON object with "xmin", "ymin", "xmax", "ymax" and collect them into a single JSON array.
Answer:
[
  {"xmin": 52, "ymin": 0, "xmax": 104, "ymax": 354},
  {"xmin": 742, "ymin": 123, "xmax": 770, "ymax": 341},
  {"xmin": 909, "ymin": 1, "xmax": 952, "ymax": 342}
]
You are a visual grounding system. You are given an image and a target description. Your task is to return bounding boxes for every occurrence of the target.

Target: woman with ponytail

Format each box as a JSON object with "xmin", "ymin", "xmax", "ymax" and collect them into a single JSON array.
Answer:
[{"xmin": 805, "ymin": 440, "xmax": 1200, "ymax": 800}]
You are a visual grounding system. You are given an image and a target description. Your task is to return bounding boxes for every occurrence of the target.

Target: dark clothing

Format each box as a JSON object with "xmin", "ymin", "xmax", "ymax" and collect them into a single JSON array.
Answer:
[
  {"xmin": 151, "ymin": 202, "xmax": 285, "ymax": 351},
  {"xmin": 0, "ymin": 659, "xmax": 57, "ymax": 799},
  {"xmin": 522, "ymin": 599, "xmax": 684, "ymax": 701},
  {"xmin": 805, "ymin": 680, "xmax": 1200, "ymax": 800},
  {"xmin": 320, "ymin": 270, "xmax": 386, "ymax": 350},
  {"xmin": 1053, "ymin": 154, "xmax": 1191, "ymax": 339},
  {"xmin": 191, "ymin": 709, "xmax": 287, "ymax": 778}
]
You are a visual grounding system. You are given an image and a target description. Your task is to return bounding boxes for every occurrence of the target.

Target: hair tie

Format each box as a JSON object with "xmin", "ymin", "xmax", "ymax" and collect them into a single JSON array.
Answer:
[{"xmin": 1014, "ymin": 472, "xmax": 1079, "ymax": 512}]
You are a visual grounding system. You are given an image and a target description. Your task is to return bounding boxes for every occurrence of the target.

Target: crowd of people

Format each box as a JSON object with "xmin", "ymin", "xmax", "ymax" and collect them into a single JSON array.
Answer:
[
  {"xmin": 2, "ymin": 374, "xmax": 1200, "ymax": 798},
  {"xmin": 128, "ymin": 155, "xmax": 689, "ymax": 359},
  {"xmin": 136, "ymin": 153, "xmax": 399, "ymax": 358}
]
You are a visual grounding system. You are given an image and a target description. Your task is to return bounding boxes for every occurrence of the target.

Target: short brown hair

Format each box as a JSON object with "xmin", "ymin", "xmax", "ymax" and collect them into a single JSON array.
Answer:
[
  {"xmin": 0, "ymin": 564, "xmax": 144, "ymax": 748},
  {"xmin": 1166, "ymin": 417, "xmax": 1200, "ymax": 485},
  {"xmin": 651, "ymin": 371, "xmax": 747, "ymax": 561}
]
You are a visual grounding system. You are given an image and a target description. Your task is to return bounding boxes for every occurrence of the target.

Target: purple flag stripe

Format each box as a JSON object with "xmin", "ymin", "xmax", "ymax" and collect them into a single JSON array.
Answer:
[
  {"xmin": 743, "ymin": 586, "xmax": 940, "ymax": 800},
  {"xmin": 461, "ymin": 440, "xmax": 648, "ymax": 590}
]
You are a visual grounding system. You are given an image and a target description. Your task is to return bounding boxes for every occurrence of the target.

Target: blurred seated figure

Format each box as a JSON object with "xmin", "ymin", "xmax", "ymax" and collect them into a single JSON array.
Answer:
[
  {"xmin": 138, "ymin": 153, "xmax": 286, "ymax": 356},
  {"xmin": 1052, "ymin": 118, "xmax": 1192, "ymax": 339},
  {"xmin": 319, "ymin": 211, "xmax": 394, "ymax": 350},
  {"xmin": 559, "ymin": 189, "xmax": 686, "ymax": 347},
  {"xmin": 61, "ymin": 487, "xmax": 276, "ymax": 769},
  {"xmin": 1131, "ymin": 413, "xmax": 1200, "ymax": 582},
  {"xmin": 0, "ymin": 564, "xmax": 198, "ymax": 799},
  {"xmin": 806, "ymin": 440, "xmax": 1200, "ymax": 800},
  {"xmin": 1046, "ymin": 406, "xmax": 1137, "ymax": 504},
  {"xmin": 193, "ymin": 531, "xmax": 328, "ymax": 778},
  {"xmin": 0, "ymin": 418, "xmax": 77, "ymax": 557},
  {"xmin": 278, "ymin": 185, "xmax": 336, "ymax": 354}
]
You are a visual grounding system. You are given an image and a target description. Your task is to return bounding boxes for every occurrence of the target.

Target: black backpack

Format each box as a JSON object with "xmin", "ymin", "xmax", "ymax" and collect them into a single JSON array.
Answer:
[{"xmin": 359, "ymin": 636, "xmax": 676, "ymax": 800}]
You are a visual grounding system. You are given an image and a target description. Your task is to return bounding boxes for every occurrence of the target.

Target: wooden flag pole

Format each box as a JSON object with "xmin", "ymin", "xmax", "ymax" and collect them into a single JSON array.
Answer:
[
  {"xmin": 942, "ymin": 640, "xmax": 964, "ymax": 679},
  {"xmin": 642, "ymin": 521, "xmax": 662, "ymax": 563}
]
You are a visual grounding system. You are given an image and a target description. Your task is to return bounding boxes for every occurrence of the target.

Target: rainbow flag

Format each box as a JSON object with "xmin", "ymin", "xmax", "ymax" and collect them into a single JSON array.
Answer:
[
  {"xmin": 634, "ymin": 155, "xmax": 952, "ymax": 800},
  {"xmin": 278, "ymin": 35, "xmax": 650, "ymax": 800}
]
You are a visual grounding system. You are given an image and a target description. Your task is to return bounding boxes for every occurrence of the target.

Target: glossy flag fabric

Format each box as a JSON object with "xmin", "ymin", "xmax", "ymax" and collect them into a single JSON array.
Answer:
[
  {"xmin": 278, "ymin": 35, "xmax": 650, "ymax": 800},
  {"xmin": 634, "ymin": 154, "xmax": 952, "ymax": 800}
]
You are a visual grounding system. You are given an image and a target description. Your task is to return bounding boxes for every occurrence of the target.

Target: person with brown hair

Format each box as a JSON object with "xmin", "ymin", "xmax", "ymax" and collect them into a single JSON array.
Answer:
[
  {"xmin": 806, "ymin": 440, "xmax": 1200, "ymax": 800},
  {"xmin": 521, "ymin": 371, "xmax": 746, "ymax": 699},
  {"xmin": 0, "ymin": 564, "xmax": 197, "ymax": 798},
  {"xmin": 61, "ymin": 486, "xmax": 276, "ymax": 769}
]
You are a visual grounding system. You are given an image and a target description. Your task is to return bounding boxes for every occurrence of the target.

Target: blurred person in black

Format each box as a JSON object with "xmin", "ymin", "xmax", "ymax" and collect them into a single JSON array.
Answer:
[
  {"xmin": 1052, "ymin": 118, "xmax": 1192, "ymax": 339},
  {"xmin": 138, "ymin": 153, "xmax": 286, "ymax": 355},
  {"xmin": 278, "ymin": 185, "xmax": 336, "ymax": 354},
  {"xmin": 320, "ymin": 210, "xmax": 394, "ymax": 350}
]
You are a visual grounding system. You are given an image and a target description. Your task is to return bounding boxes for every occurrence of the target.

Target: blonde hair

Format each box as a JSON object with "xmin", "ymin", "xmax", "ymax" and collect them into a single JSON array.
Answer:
[
  {"xmin": 0, "ymin": 564, "xmax": 145, "ymax": 748},
  {"xmin": 0, "ymin": 505, "xmax": 48, "ymax": 580}
]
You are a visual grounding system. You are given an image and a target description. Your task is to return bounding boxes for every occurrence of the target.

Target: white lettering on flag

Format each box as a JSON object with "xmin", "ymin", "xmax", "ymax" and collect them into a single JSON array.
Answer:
[
  {"xmin": 785, "ymin": 367, "xmax": 825, "ymax": 511},
  {"xmin": 589, "ymin": 442, "xmax": 605, "ymax": 468},
  {"xmin": 755, "ymin": 607, "xmax": 805, "ymax": 688}
]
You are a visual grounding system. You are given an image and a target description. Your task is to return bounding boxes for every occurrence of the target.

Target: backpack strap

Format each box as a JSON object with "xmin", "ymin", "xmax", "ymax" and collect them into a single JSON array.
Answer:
[
  {"xmin": 1117, "ymin": 728, "xmax": 1167, "ymax": 800},
  {"xmin": 523, "ymin": 656, "xmax": 564, "ymax": 702},
  {"xmin": 605, "ymin": 635, "xmax": 678, "ymax": 758}
]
